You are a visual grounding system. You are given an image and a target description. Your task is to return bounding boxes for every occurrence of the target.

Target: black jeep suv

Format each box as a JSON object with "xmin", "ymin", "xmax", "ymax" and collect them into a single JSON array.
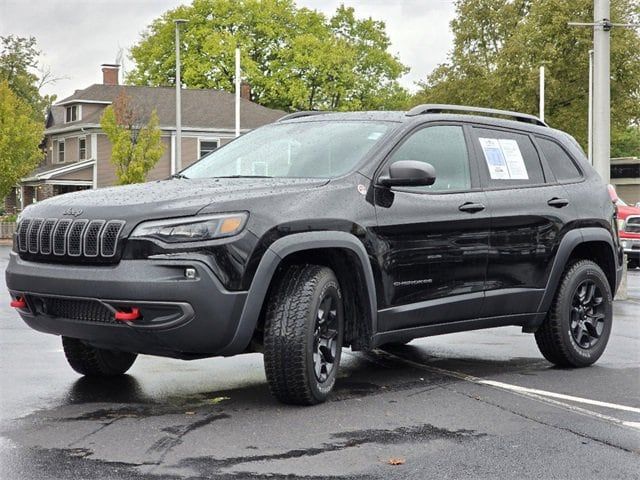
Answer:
[{"xmin": 6, "ymin": 104, "xmax": 623, "ymax": 405}]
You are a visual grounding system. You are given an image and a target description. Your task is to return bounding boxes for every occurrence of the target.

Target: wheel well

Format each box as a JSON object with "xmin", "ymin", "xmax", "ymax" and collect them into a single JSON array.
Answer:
[
  {"xmin": 568, "ymin": 241, "xmax": 616, "ymax": 294},
  {"xmin": 252, "ymin": 248, "xmax": 373, "ymax": 351}
]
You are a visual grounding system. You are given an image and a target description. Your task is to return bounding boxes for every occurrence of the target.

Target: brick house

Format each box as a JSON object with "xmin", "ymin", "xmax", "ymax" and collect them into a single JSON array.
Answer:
[{"xmin": 4, "ymin": 64, "xmax": 284, "ymax": 213}]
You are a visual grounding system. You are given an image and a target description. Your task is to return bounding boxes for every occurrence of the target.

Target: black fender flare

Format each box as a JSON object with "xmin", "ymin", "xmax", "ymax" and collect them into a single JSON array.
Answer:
[
  {"xmin": 536, "ymin": 227, "xmax": 620, "ymax": 316},
  {"xmin": 219, "ymin": 231, "xmax": 378, "ymax": 355}
]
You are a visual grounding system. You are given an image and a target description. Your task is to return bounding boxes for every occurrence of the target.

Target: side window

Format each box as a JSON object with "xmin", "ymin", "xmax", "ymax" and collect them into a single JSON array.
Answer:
[
  {"xmin": 473, "ymin": 127, "xmax": 545, "ymax": 187},
  {"xmin": 536, "ymin": 136, "xmax": 583, "ymax": 183},
  {"xmin": 388, "ymin": 125, "xmax": 471, "ymax": 192}
]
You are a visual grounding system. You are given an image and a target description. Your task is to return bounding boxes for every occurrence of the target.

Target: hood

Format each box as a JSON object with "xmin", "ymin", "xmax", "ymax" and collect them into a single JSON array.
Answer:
[
  {"xmin": 618, "ymin": 204, "xmax": 640, "ymax": 220},
  {"xmin": 21, "ymin": 177, "xmax": 329, "ymax": 223}
]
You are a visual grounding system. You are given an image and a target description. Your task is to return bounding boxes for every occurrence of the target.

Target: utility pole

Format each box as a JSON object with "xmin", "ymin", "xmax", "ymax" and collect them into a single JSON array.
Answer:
[
  {"xmin": 592, "ymin": 0, "xmax": 610, "ymax": 184},
  {"xmin": 174, "ymin": 19, "xmax": 188, "ymax": 173},
  {"xmin": 569, "ymin": 1, "xmax": 639, "ymax": 183}
]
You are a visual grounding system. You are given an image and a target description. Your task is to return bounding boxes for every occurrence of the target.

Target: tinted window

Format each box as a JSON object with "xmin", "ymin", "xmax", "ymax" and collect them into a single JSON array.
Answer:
[
  {"xmin": 536, "ymin": 136, "xmax": 582, "ymax": 182},
  {"xmin": 388, "ymin": 125, "xmax": 471, "ymax": 192},
  {"xmin": 183, "ymin": 121, "xmax": 391, "ymax": 179},
  {"xmin": 473, "ymin": 127, "xmax": 544, "ymax": 187}
]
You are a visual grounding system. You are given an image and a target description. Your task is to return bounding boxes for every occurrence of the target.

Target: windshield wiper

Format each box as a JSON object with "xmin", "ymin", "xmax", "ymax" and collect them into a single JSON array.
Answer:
[{"xmin": 169, "ymin": 173, "xmax": 189, "ymax": 179}]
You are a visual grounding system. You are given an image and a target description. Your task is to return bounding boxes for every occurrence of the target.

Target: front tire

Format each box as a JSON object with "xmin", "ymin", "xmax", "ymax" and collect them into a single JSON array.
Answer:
[
  {"xmin": 535, "ymin": 260, "xmax": 612, "ymax": 367},
  {"xmin": 62, "ymin": 337, "xmax": 137, "ymax": 376},
  {"xmin": 263, "ymin": 265, "xmax": 344, "ymax": 405}
]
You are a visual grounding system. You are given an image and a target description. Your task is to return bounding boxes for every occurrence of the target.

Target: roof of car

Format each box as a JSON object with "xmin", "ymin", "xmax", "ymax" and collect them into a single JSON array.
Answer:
[{"xmin": 279, "ymin": 109, "xmax": 556, "ymax": 134}]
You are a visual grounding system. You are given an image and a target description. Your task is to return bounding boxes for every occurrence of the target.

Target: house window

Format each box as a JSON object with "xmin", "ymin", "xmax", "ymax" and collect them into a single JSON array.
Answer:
[
  {"xmin": 65, "ymin": 105, "xmax": 79, "ymax": 123},
  {"xmin": 199, "ymin": 139, "xmax": 219, "ymax": 158},
  {"xmin": 58, "ymin": 140, "xmax": 65, "ymax": 163},
  {"xmin": 78, "ymin": 137, "xmax": 87, "ymax": 160}
]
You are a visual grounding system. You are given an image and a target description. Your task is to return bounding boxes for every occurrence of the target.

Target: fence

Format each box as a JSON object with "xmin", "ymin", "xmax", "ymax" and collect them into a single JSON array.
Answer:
[{"xmin": 0, "ymin": 222, "xmax": 16, "ymax": 239}]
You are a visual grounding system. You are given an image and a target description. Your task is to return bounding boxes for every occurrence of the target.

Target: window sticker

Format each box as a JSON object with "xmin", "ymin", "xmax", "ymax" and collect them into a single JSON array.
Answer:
[
  {"xmin": 479, "ymin": 138, "xmax": 510, "ymax": 179},
  {"xmin": 479, "ymin": 137, "xmax": 529, "ymax": 180}
]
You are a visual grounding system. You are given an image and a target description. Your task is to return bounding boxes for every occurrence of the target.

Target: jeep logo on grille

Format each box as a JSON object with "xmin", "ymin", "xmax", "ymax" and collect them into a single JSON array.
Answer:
[{"xmin": 62, "ymin": 208, "xmax": 83, "ymax": 217}]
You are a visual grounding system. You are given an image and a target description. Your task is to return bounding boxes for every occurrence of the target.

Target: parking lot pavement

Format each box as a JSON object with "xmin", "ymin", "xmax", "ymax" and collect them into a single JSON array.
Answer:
[{"xmin": 0, "ymin": 245, "xmax": 638, "ymax": 480}]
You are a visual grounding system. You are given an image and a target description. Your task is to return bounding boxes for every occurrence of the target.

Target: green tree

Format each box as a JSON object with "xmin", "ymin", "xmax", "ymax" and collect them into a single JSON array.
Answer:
[
  {"xmin": 127, "ymin": 0, "xmax": 408, "ymax": 111},
  {"xmin": 100, "ymin": 90, "xmax": 165, "ymax": 185},
  {"xmin": 0, "ymin": 80, "xmax": 44, "ymax": 199},
  {"xmin": 414, "ymin": 0, "xmax": 640, "ymax": 153},
  {"xmin": 0, "ymin": 35, "xmax": 57, "ymax": 119},
  {"xmin": 612, "ymin": 126, "xmax": 640, "ymax": 158}
]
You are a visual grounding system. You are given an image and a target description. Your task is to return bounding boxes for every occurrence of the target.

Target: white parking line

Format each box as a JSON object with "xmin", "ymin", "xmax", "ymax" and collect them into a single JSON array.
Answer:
[
  {"xmin": 478, "ymin": 379, "xmax": 640, "ymax": 414},
  {"xmin": 377, "ymin": 350, "xmax": 640, "ymax": 431}
]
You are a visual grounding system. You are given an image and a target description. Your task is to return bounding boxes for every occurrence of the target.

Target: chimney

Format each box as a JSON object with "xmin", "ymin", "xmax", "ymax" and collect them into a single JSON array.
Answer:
[
  {"xmin": 101, "ymin": 64, "xmax": 120, "ymax": 85},
  {"xmin": 240, "ymin": 81, "xmax": 251, "ymax": 101}
]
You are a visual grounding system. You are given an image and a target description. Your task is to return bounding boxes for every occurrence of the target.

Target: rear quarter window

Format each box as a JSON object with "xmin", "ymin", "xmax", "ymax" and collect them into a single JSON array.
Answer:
[
  {"xmin": 535, "ymin": 136, "xmax": 583, "ymax": 183},
  {"xmin": 472, "ymin": 127, "xmax": 545, "ymax": 188}
]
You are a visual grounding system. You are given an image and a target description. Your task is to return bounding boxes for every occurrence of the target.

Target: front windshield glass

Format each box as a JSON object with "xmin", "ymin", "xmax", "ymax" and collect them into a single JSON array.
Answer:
[{"xmin": 182, "ymin": 121, "xmax": 392, "ymax": 179}]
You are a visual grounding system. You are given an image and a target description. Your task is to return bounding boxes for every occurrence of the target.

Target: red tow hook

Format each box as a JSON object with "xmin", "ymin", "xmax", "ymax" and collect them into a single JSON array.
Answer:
[
  {"xmin": 10, "ymin": 297, "xmax": 27, "ymax": 309},
  {"xmin": 114, "ymin": 307, "xmax": 141, "ymax": 322}
]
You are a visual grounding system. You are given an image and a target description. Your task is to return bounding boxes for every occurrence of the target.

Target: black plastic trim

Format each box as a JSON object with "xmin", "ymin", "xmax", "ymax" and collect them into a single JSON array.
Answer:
[{"xmin": 218, "ymin": 231, "xmax": 377, "ymax": 355}]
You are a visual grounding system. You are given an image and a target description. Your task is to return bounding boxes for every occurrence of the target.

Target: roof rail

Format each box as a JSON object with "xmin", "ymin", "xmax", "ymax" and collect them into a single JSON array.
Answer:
[
  {"xmin": 278, "ymin": 111, "xmax": 328, "ymax": 122},
  {"xmin": 406, "ymin": 104, "xmax": 548, "ymax": 127}
]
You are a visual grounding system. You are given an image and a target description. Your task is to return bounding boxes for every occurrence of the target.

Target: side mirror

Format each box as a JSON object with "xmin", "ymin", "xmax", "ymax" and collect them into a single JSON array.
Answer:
[{"xmin": 378, "ymin": 160, "xmax": 436, "ymax": 187}]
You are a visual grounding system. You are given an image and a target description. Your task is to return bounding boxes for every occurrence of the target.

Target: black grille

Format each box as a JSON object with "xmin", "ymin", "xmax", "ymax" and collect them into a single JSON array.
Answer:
[
  {"xmin": 17, "ymin": 219, "xmax": 31, "ymax": 253},
  {"xmin": 42, "ymin": 297, "xmax": 117, "ymax": 324},
  {"xmin": 39, "ymin": 219, "xmax": 57, "ymax": 254},
  {"xmin": 68, "ymin": 219, "xmax": 88, "ymax": 256},
  {"xmin": 84, "ymin": 220, "xmax": 105, "ymax": 257},
  {"xmin": 625, "ymin": 216, "xmax": 640, "ymax": 234},
  {"xmin": 101, "ymin": 220, "xmax": 125, "ymax": 257},
  {"xmin": 16, "ymin": 217, "xmax": 125, "ymax": 261},
  {"xmin": 53, "ymin": 219, "xmax": 72, "ymax": 255},
  {"xmin": 27, "ymin": 218, "xmax": 43, "ymax": 253}
]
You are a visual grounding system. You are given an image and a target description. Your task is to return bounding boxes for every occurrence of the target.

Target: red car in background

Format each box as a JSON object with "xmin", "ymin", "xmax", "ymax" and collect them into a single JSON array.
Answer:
[{"xmin": 609, "ymin": 185, "xmax": 640, "ymax": 269}]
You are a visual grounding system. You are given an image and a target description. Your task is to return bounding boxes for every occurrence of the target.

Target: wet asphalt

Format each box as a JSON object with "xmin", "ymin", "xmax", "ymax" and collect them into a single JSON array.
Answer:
[{"xmin": 0, "ymin": 245, "xmax": 638, "ymax": 479}]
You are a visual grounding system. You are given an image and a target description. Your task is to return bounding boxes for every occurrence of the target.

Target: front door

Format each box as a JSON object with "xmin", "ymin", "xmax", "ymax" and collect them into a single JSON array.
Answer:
[{"xmin": 372, "ymin": 123, "xmax": 490, "ymax": 332}]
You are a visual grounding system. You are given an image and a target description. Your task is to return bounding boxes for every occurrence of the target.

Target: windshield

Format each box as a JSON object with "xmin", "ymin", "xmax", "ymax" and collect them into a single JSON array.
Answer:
[{"xmin": 182, "ymin": 121, "xmax": 392, "ymax": 179}]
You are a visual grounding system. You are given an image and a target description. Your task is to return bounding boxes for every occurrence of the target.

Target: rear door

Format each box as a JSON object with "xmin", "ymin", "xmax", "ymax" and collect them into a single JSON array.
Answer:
[
  {"xmin": 372, "ymin": 123, "xmax": 491, "ymax": 331},
  {"xmin": 470, "ymin": 125, "xmax": 578, "ymax": 317}
]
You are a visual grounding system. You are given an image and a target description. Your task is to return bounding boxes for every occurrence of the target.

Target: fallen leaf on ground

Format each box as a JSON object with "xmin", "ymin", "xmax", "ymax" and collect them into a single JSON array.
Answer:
[
  {"xmin": 207, "ymin": 396, "xmax": 231, "ymax": 405},
  {"xmin": 387, "ymin": 457, "xmax": 405, "ymax": 466}
]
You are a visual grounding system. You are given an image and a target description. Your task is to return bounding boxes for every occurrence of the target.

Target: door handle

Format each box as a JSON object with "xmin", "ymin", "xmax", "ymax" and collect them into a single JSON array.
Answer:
[
  {"xmin": 547, "ymin": 197, "xmax": 569, "ymax": 208},
  {"xmin": 458, "ymin": 202, "xmax": 485, "ymax": 213}
]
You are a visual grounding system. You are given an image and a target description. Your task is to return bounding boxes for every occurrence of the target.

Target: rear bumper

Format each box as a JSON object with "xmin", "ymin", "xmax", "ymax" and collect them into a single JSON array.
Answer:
[{"xmin": 5, "ymin": 252, "xmax": 248, "ymax": 359}]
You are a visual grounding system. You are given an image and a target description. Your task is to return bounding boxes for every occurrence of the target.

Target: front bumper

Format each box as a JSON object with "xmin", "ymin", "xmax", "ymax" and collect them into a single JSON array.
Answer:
[
  {"xmin": 5, "ymin": 252, "xmax": 248, "ymax": 359},
  {"xmin": 620, "ymin": 238, "xmax": 640, "ymax": 261}
]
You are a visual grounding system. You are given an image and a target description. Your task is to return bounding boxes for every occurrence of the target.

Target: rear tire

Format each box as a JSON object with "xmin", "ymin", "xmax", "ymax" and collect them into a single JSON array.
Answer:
[
  {"xmin": 535, "ymin": 260, "xmax": 612, "ymax": 367},
  {"xmin": 263, "ymin": 265, "xmax": 344, "ymax": 405},
  {"xmin": 62, "ymin": 337, "xmax": 137, "ymax": 376}
]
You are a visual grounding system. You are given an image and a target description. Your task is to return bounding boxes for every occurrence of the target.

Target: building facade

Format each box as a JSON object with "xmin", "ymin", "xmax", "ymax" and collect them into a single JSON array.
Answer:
[{"xmin": 5, "ymin": 64, "xmax": 284, "ymax": 213}]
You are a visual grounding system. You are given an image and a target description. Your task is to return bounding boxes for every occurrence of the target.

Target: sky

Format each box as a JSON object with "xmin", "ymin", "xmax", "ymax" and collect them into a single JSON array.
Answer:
[{"xmin": 0, "ymin": 0, "xmax": 456, "ymax": 101}]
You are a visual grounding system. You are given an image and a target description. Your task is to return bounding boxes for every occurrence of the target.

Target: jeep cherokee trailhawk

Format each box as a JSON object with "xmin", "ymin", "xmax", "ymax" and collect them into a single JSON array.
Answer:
[{"xmin": 6, "ymin": 105, "xmax": 623, "ymax": 405}]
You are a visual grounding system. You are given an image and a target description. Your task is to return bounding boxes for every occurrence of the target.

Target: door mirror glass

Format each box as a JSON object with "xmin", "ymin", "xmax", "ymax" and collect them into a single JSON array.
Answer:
[{"xmin": 379, "ymin": 160, "xmax": 436, "ymax": 187}]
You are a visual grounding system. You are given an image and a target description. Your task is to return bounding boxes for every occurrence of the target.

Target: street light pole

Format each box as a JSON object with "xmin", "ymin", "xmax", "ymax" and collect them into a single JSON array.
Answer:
[
  {"xmin": 588, "ymin": 49, "xmax": 594, "ymax": 165},
  {"xmin": 174, "ymin": 19, "xmax": 188, "ymax": 174},
  {"xmin": 539, "ymin": 66, "xmax": 545, "ymax": 122}
]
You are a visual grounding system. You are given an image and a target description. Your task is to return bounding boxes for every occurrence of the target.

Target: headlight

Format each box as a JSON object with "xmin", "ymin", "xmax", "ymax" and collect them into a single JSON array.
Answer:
[
  {"xmin": 130, "ymin": 212, "xmax": 248, "ymax": 243},
  {"xmin": 617, "ymin": 218, "xmax": 625, "ymax": 231},
  {"xmin": 621, "ymin": 240, "xmax": 628, "ymax": 249}
]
